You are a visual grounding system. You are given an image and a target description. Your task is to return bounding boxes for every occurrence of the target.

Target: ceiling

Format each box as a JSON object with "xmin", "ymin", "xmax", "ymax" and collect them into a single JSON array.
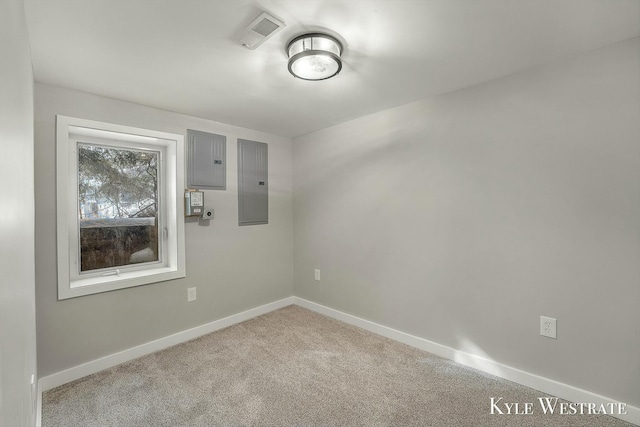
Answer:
[{"xmin": 24, "ymin": 0, "xmax": 640, "ymax": 138}]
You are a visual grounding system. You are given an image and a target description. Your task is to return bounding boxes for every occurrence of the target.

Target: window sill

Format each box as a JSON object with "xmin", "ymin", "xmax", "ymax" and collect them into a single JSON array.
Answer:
[{"xmin": 60, "ymin": 267, "xmax": 185, "ymax": 299}]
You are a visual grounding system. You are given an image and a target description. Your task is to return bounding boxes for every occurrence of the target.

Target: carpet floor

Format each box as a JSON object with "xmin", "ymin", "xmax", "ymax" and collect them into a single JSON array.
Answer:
[{"xmin": 43, "ymin": 305, "xmax": 634, "ymax": 426}]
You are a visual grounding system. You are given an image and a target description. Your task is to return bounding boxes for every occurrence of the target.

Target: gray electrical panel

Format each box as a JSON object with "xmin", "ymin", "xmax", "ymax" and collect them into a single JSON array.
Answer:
[
  {"xmin": 187, "ymin": 129, "xmax": 226, "ymax": 190},
  {"xmin": 237, "ymin": 139, "xmax": 268, "ymax": 226}
]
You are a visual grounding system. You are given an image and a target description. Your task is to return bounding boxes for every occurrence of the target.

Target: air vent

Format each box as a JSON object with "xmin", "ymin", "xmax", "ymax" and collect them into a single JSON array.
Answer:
[{"xmin": 240, "ymin": 11, "xmax": 285, "ymax": 50}]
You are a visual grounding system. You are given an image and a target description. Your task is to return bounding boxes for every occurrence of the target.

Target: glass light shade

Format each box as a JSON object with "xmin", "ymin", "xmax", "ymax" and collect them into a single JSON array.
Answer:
[{"xmin": 287, "ymin": 33, "xmax": 343, "ymax": 81}]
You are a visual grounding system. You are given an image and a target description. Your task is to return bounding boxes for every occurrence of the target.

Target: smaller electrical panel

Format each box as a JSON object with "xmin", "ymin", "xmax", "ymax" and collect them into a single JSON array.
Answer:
[
  {"xmin": 185, "ymin": 190, "xmax": 204, "ymax": 217},
  {"xmin": 187, "ymin": 129, "xmax": 226, "ymax": 190}
]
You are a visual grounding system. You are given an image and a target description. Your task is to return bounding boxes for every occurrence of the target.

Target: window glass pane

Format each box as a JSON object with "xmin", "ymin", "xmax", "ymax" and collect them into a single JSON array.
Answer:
[{"xmin": 78, "ymin": 143, "xmax": 160, "ymax": 272}]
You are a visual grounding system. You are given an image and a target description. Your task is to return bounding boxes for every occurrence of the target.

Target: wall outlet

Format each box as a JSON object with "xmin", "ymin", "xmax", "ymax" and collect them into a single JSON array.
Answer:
[
  {"xmin": 314, "ymin": 269, "xmax": 321, "ymax": 281},
  {"xmin": 187, "ymin": 287, "xmax": 197, "ymax": 302},
  {"xmin": 540, "ymin": 316, "xmax": 557, "ymax": 339}
]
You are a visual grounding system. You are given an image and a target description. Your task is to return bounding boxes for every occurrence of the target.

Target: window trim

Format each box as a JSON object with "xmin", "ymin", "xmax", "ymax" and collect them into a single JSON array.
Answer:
[{"xmin": 56, "ymin": 115, "xmax": 186, "ymax": 299}]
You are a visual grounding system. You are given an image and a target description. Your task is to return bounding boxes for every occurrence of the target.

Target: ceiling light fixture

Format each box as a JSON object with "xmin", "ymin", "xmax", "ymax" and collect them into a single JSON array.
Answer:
[{"xmin": 287, "ymin": 33, "xmax": 343, "ymax": 81}]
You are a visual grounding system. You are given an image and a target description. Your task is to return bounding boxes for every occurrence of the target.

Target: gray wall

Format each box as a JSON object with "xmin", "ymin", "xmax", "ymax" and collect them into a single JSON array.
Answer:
[
  {"xmin": 35, "ymin": 84, "xmax": 294, "ymax": 377},
  {"xmin": 293, "ymin": 38, "xmax": 640, "ymax": 407},
  {"xmin": 0, "ymin": 0, "xmax": 38, "ymax": 425}
]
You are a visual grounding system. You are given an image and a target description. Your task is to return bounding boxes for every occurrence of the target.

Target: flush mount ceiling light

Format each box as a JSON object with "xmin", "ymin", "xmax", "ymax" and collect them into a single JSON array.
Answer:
[{"xmin": 287, "ymin": 33, "xmax": 343, "ymax": 81}]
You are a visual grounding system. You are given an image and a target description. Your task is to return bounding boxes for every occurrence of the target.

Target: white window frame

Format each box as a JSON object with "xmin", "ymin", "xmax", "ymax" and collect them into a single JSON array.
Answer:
[{"xmin": 56, "ymin": 115, "xmax": 186, "ymax": 299}]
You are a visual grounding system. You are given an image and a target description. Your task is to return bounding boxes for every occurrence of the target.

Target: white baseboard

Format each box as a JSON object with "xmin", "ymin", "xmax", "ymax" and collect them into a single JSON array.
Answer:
[
  {"xmin": 36, "ymin": 381, "xmax": 42, "ymax": 427},
  {"xmin": 38, "ymin": 296, "xmax": 294, "ymax": 393},
  {"xmin": 294, "ymin": 297, "xmax": 639, "ymax": 426},
  {"xmin": 36, "ymin": 295, "xmax": 639, "ymax": 426}
]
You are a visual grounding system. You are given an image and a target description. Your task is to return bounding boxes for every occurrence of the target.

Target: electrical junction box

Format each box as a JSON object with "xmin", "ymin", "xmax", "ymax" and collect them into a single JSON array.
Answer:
[
  {"xmin": 185, "ymin": 190, "xmax": 204, "ymax": 217},
  {"xmin": 202, "ymin": 208, "xmax": 214, "ymax": 220}
]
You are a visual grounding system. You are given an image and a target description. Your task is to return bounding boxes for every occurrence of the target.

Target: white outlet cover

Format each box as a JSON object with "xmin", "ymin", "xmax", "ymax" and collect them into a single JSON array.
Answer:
[
  {"xmin": 314, "ymin": 269, "xmax": 321, "ymax": 281},
  {"xmin": 540, "ymin": 316, "xmax": 557, "ymax": 339},
  {"xmin": 187, "ymin": 287, "xmax": 197, "ymax": 302}
]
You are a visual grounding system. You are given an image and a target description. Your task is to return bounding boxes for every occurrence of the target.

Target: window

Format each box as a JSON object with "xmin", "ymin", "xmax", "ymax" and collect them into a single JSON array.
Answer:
[{"xmin": 56, "ymin": 116, "xmax": 185, "ymax": 299}]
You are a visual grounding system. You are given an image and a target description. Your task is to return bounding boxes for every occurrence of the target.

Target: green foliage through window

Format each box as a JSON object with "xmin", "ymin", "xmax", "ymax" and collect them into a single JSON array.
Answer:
[
  {"xmin": 77, "ymin": 143, "xmax": 160, "ymax": 272},
  {"xmin": 78, "ymin": 144, "xmax": 159, "ymax": 220}
]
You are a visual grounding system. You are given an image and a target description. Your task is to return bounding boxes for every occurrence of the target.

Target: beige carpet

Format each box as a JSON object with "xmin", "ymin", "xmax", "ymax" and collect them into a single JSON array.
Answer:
[{"xmin": 43, "ymin": 305, "xmax": 634, "ymax": 427}]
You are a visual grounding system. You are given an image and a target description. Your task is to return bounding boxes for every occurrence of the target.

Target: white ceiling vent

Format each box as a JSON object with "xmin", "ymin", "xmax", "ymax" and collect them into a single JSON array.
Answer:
[{"xmin": 240, "ymin": 12, "xmax": 285, "ymax": 50}]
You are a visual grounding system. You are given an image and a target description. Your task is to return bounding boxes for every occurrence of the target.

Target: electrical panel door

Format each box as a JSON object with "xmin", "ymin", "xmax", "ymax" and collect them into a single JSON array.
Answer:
[
  {"xmin": 187, "ymin": 129, "xmax": 226, "ymax": 190},
  {"xmin": 237, "ymin": 139, "xmax": 268, "ymax": 225}
]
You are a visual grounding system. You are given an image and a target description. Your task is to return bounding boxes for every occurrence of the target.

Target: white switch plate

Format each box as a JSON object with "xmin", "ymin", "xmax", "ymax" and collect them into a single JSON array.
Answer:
[
  {"xmin": 540, "ymin": 316, "xmax": 557, "ymax": 339},
  {"xmin": 187, "ymin": 287, "xmax": 197, "ymax": 302},
  {"xmin": 314, "ymin": 269, "xmax": 321, "ymax": 281}
]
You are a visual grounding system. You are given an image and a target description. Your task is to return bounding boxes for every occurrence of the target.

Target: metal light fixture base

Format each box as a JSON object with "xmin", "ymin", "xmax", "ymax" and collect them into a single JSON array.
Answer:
[{"xmin": 286, "ymin": 33, "xmax": 343, "ymax": 81}]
